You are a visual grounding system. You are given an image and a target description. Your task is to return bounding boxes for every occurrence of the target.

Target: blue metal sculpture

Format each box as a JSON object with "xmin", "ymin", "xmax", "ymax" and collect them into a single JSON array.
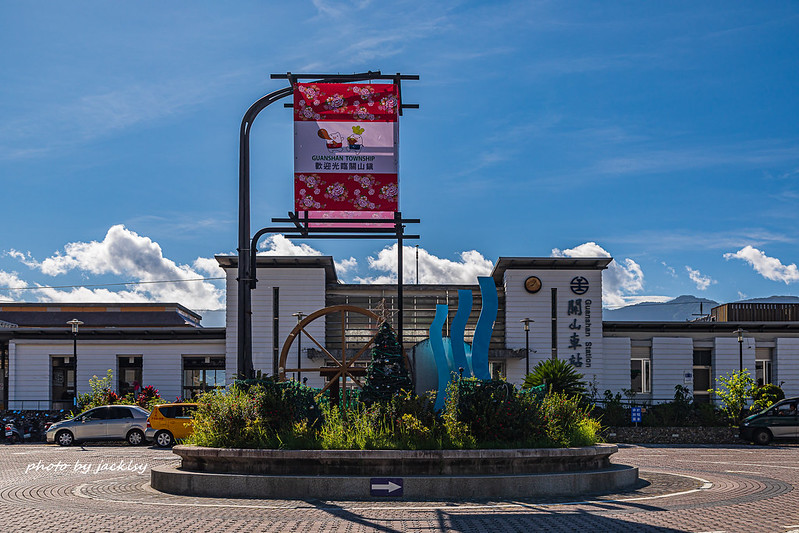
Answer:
[
  {"xmin": 412, "ymin": 277, "xmax": 498, "ymax": 410},
  {"xmin": 451, "ymin": 289, "xmax": 472, "ymax": 376},
  {"xmin": 471, "ymin": 277, "xmax": 498, "ymax": 381},
  {"xmin": 429, "ymin": 304, "xmax": 452, "ymax": 411}
]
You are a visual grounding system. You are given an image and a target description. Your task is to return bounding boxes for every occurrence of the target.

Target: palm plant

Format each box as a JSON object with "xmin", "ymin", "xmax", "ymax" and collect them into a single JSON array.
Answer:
[{"xmin": 522, "ymin": 359, "xmax": 587, "ymax": 397}]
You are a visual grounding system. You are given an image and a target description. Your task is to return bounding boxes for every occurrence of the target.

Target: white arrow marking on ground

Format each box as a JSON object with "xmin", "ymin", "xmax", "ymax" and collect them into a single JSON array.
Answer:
[{"xmin": 372, "ymin": 481, "xmax": 401, "ymax": 493}]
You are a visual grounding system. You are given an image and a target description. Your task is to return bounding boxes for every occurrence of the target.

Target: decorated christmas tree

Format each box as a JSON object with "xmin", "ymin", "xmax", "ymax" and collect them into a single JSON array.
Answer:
[{"xmin": 360, "ymin": 321, "xmax": 412, "ymax": 404}]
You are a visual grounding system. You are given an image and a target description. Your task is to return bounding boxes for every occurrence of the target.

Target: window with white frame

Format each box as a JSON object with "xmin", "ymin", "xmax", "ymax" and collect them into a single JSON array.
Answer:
[
  {"xmin": 631, "ymin": 359, "xmax": 651, "ymax": 393},
  {"xmin": 755, "ymin": 347, "xmax": 773, "ymax": 387},
  {"xmin": 489, "ymin": 360, "xmax": 506, "ymax": 380},
  {"xmin": 693, "ymin": 349, "xmax": 712, "ymax": 401},
  {"xmin": 756, "ymin": 360, "xmax": 772, "ymax": 387}
]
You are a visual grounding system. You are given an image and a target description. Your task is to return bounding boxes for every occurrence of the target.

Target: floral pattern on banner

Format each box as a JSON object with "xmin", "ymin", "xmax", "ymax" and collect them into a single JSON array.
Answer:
[
  {"xmin": 295, "ymin": 83, "xmax": 399, "ymax": 122},
  {"xmin": 295, "ymin": 173, "xmax": 398, "ymax": 211},
  {"xmin": 296, "ymin": 174, "xmax": 325, "ymax": 209}
]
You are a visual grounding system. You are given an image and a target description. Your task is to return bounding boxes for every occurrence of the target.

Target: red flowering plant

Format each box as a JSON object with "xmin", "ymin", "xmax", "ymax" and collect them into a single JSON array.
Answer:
[{"xmin": 135, "ymin": 385, "xmax": 165, "ymax": 410}]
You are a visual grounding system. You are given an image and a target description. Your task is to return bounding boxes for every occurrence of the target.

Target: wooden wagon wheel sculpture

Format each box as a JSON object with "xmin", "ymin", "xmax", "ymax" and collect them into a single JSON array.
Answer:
[{"xmin": 278, "ymin": 304, "xmax": 383, "ymax": 404}]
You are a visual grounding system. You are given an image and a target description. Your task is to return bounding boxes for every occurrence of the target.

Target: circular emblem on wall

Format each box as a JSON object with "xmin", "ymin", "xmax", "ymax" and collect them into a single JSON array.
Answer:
[
  {"xmin": 570, "ymin": 276, "xmax": 589, "ymax": 295},
  {"xmin": 524, "ymin": 276, "xmax": 542, "ymax": 294}
]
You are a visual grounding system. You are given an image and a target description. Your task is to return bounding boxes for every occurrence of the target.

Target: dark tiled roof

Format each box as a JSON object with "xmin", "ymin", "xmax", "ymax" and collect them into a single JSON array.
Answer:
[{"xmin": 0, "ymin": 303, "xmax": 202, "ymax": 329}]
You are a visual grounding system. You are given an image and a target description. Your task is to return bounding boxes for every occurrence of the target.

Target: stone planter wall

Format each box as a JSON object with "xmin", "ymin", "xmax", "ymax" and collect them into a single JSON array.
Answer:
[
  {"xmin": 172, "ymin": 444, "xmax": 619, "ymax": 476},
  {"xmin": 153, "ymin": 444, "xmax": 639, "ymax": 499},
  {"xmin": 603, "ymin": 426, "xmax": 740, "ymax": 444}
]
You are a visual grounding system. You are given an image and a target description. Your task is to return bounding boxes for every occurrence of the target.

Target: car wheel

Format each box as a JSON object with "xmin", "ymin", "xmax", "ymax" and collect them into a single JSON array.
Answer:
[
  {"xmin": 155, "ymin": 430, "xmax": 174, "ymax": 448},
  {"xmin": 127, "ymin": 429, "xmax": 145, "ymax": 446},
  {"xmin": 752, "ymin": 429, "xmax": 772, "ymax": 445},
  {"xmin": 56, "ymin": 430, "xmax": 74, "ymax": 447}
]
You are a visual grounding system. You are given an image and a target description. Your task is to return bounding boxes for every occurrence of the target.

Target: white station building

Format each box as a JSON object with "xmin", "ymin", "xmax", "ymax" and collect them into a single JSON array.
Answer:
[{"xmin": 3, "ymin": 255, "xmax": 799, "ymax": 410}]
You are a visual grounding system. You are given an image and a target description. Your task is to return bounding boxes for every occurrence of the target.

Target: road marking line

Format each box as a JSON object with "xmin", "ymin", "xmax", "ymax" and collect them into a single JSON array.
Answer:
[
  {"xmin": 725, "ymin": 470, "xmax": 762, "ymax": 475},
  {"xmin": 678, "ymin": 460, "xmax": 799, "ymax": 470},
  {"xmin": 70, "ymin": 471, "xmax": 713, "ymax": 511}
]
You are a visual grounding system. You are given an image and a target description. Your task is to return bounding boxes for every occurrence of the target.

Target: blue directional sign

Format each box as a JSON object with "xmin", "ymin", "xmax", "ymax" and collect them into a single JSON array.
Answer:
[
  {"xmin": 370, "ymin": 478, "xmax": 403, "ymax": 497},
  {"xmin": 631, "ymin": 407, "xmax": 642, "ymax": 423}
]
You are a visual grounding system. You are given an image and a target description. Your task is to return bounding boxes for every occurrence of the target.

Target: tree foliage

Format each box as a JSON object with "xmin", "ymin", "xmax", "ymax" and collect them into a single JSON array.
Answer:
[
  {"xmin": 709, "ymin": 369, "xmax": 755, "ymax": 425},
  {"xmin": 360, "ymin": 322, "xmax": 412, "ymax": 405}
]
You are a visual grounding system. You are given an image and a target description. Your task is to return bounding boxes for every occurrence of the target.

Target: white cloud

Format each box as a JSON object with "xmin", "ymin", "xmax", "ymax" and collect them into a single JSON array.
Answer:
[
  {"xmin": 355, "ymin": 245, "xmax": 494, "ymax": 284},
  {"xmin": 193, "ymin": 257, "xmax": 226, "ymax": 278},
  {"xmin": 661, "ymin": 261, "xmax": 677, "ymax": 278},
  {"xmin": 0, "ymin": 270, "xmax": 28, "ymax": 301},
  {"xmin": 620, "ymin": 295, "xmax": 674, "ymax": 305},
  {"xmin": 256, "ymin": 235, "xmax": 360, "ymax": 280},
  {"xmin": 6, "ymin": 225, "xmax": 224, "ymax": 310},
  {"xmin": 335, "ymin": 257, "xmax": 358, "ymax": 274},
  {"xmin": 257, "ymin": 234, "xmax": 323, "ymax": 257},
  {"xmin": 723, "ymin": 245, "xmax": 799, "ymax": 284},
  {"xmin": 685, "ymin": 266, "xmax": 715, "ymax": 290},
  {"xmin": 551, "ymin": 242, "xmax": 644, "ymax": 308}
]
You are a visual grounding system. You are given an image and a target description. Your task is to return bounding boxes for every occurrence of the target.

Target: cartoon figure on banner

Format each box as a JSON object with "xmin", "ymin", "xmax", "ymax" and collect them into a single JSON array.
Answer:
[
  {"xmin": 347, "ymin": 126, "xmax": 364, "ymax": 151},
  {"xmin": 317, "ymin": 129, "xmax": 343, "ymax": 152},
  {"xmin": 318, "ymin": 126, "xmax": 365, "ymax": 153}
]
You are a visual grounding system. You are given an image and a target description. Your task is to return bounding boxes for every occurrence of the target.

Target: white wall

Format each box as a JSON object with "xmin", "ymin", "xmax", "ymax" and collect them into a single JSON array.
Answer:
[
  {"xmin": 775, "ymin": 338, "xmax": 799, "ymax": 397},
  {"xmin": 713, "ymin": 336, "xmax": 756, "ymax": 386},
  {"xmin": 602, "ymin": 337, "xmax": 631, "ymax": 396},
  {"xmin": 651, "ymin": 337, "xmax": 693, "ymax": 402},
  {"xmin": 9, "ymin": 338, "xmax": 224, "ymax": 410},
  {"xmin": 226, "ymin": 265, "xmax": 327, "ymax": 387},
  {"xmin": 503, "ymin": 268, "xmax": 603, "ymax": 387}
]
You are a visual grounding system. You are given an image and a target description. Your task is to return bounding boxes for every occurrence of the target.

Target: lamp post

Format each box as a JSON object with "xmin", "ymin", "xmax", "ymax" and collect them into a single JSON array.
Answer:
[
  {"xmin": 67, "ymin": 319, "xmax": 83, "ymax": 405},
  {"xmin": 520, "ymin": 318, "xmax": 533, "ymax": 376},
  {"xmin": 734, "ymin": 327, "xmax": 745, "ymax": 372},
  {"xmin": 292, "ymin": 312, "xmax": 306, "ymax": 382}
]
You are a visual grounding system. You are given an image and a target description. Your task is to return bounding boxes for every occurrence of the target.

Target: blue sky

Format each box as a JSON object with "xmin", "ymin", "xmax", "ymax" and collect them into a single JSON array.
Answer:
[{"xmin": 1, "ymin": 1, "xmax": 798, "ymax": 325}]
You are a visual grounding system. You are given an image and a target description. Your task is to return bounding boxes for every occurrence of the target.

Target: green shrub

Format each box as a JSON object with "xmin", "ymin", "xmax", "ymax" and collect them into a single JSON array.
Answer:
[
  {"xmin": 751, "ymin": 384, "xmax": 784, "ymax": 412},
  {"xmin": 523, "ymin": 359, "xmax": 587, "ymax": 397},
  {"xmin": 597, "ymin": 390, "xmax": 626, "ymax": 427},
  {"xmin": 189, "ymin": 379, "xmax": 600, "ymax": 450},
  {"xmin": 541, "ymin": 392, "xmax": 593, "ymax": 447},
  {"xmin": 710, "ymin": 370, "xmax": 755, "ymax": 426}
]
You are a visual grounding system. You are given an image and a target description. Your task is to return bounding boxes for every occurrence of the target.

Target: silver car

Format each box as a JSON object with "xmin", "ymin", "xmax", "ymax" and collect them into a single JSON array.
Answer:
[{"xmin": 46, "ymin": 405, "xmax": 150, "ymax": 446}]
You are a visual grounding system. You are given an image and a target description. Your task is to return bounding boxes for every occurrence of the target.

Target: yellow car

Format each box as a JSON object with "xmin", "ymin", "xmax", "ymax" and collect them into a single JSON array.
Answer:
[{"xmin": 145, "ymin": 403, "xmax": 197, "ymax": 447}]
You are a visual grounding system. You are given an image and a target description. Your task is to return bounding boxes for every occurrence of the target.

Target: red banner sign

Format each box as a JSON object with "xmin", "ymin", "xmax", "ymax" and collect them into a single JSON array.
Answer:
[{"xmin": 294, "ymin": 83, "xmax": 399, "ymax": 214}]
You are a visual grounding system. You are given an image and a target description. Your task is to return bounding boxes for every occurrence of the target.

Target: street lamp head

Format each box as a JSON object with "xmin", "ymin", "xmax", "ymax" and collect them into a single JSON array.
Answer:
[
  {"xmin": 520, "ymin": 318, "xmax": 533, "ymax": 331},
  {"xmin": 67, "ymin": 318, "xmax": 84, "ymax": 334},
  {"xmin": 734, "ymin": 327, "xmax": 745, "ymax": 343},
  {"xmin": 292, "ymin": 311, "xmax": 306, "ymax": 323}
]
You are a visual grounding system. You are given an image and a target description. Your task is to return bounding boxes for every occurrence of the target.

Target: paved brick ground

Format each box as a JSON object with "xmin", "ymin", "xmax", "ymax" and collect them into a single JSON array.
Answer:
[{"xmin": 1, "ymin": 442, "xmax": 799, "ymax": 532}]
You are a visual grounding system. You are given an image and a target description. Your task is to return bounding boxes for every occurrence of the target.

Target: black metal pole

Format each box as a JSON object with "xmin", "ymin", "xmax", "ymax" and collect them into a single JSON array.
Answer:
[
  {"xmin": 396, "ymin": 211, "xmax": 404, "ymax": 348},
  {"xmin": 238, "ymin": 72, "xmax": 418, "ymax": 380},
  {"xmin": 739, "ymin": 337, "xmax": 743, "ymax": 372},
  {"xmin": 237, "ymin": 86, "xmax": 293, "ymax": 380},
  {"xmin": 525, "ymin": 327, "xmax": 530, "ymax": 375},
  {"xmin": 73, "ymin": 332, "xmax": 77, "ymax": 402}
]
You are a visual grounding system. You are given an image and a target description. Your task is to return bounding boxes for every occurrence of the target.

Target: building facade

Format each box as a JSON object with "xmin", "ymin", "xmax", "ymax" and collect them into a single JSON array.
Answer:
[
  {"xmin": 0, "ymin": 303, "xmax": 224, "ymax": 410},
  {"xmin": 4, "ymin": 256, "xmax": 799, "ymax": 410}
]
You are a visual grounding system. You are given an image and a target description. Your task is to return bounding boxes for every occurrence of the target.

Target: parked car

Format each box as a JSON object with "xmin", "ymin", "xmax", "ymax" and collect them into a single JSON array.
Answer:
[
  {"xmin": 46, "ymin": 405, "xmax": 150, "ymax": 446},
  {"xmin": 145, "ymin": 403, "xmax": 197, "ymax": 447},
  {"xmin": 740, "ymin": 397, "xmax": 799, "ymax": 445}
]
